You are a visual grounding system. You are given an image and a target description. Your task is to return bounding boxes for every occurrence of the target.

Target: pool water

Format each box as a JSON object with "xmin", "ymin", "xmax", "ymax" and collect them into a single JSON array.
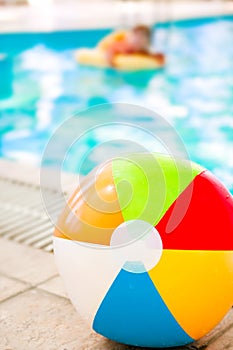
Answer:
[{"xmin": 0, "ymin": 17, "xmax": 232, "ymax": 193}]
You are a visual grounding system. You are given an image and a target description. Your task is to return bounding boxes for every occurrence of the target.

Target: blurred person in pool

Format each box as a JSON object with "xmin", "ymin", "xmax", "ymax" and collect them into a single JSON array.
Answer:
[{"xmin": 98, "ymin": 25, "xmax": 165, "ymax": 67}]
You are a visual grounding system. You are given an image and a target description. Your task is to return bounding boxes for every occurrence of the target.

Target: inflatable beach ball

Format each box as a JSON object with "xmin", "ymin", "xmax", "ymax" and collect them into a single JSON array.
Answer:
[{"xmin": 54, "ymin": 153, "xmax": 233, "ymax": 348}]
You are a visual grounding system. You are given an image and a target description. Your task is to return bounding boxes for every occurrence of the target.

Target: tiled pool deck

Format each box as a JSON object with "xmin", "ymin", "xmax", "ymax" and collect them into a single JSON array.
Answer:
[
  {"xmin": 0, "ymin": 159, "xmax": 232, "ymax": 349},
  {"xmin": 0, "ymin": 236, "xmax": 232, "ymax": 350}
]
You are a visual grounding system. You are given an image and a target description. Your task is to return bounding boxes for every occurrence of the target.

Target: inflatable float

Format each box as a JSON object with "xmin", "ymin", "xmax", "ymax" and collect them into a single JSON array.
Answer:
[{"xmin": 75, "ymin": 48, "xmax": 165, "ymax": 71}]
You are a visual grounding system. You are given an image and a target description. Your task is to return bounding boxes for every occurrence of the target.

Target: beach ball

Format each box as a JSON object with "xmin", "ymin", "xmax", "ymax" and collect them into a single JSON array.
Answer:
[{"xmin": 54, "ymin": 153, "xmax": 233, "ymax": 348}]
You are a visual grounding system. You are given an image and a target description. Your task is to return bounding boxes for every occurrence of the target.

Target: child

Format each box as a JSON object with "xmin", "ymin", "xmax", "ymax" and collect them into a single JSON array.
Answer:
[{"xmin": 98, "ymin": 25, "xmax": 164, "ymax": 67}]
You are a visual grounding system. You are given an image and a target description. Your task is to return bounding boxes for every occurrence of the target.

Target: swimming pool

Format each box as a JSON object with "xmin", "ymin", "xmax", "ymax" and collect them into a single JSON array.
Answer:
[{"xmin": 0, "ymin": 16, "xmax": 232, "ymax": 193}]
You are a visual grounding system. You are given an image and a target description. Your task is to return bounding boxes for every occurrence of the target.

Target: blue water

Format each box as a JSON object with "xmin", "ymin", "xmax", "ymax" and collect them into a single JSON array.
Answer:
[{"xmin": 0, "ymin": 17, "xmax": 232, "ymax": 193}]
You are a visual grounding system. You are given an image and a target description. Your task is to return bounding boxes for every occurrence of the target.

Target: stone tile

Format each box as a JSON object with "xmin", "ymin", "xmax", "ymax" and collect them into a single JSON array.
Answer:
[
  {"xmin": 0, "ymin": 286, "xmax": 192, "ymax": 350},
  {"xmin": 0, "ymin": 288, "xmax": 92, "ymax": 350},
  {"xmin": 206, "ymin": 325, "xmax": 233, "ymax": 350},
  {"xmin": 0, "ymin": 159, "xmax": 40, "ymax": 187},
  {"xmin": 0, "ymin": 159, "xmax": 79, "ymax": 192},
  {"xmin": 0, "ymin": 283, "xmax": 231, "ymax": 350},
  {"xmin": 38, "ymin": 276, "xmax": 68, "ymax": 299},
  {"xmin": 194, "ymin": 308, "xmax": 233, "ymax": 349},
  {"xmin": 0, "ymin": 274, "xmax": 30, "ymax": 303},
  {"xmin": 0, "ymin": 238, "xmax": 58, "ymax": 285}
]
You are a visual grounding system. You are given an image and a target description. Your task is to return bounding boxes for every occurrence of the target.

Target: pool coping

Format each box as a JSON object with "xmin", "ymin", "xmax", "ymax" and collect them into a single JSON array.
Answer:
[
  {"xmin": 0, "ymin": 158, "xmax": 78, "ymax": 192},
  {"xmin": 0, "ymin": 0, "xmax": 233, "ymax": 34}
]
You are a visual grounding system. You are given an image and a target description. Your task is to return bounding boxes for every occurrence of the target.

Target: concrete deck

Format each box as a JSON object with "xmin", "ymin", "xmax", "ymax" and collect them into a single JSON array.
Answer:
[{"xmin": 0, "ymin": 159, "xmax": 232, "ymax": 349}]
